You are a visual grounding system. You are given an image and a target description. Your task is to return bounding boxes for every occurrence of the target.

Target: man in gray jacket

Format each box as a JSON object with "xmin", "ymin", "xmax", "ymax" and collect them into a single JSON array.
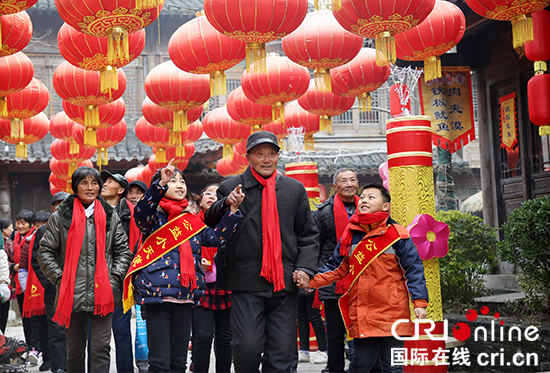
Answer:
[{"xmin": 205, "ymin": 131, "xmax": 319, "ymax": 372}]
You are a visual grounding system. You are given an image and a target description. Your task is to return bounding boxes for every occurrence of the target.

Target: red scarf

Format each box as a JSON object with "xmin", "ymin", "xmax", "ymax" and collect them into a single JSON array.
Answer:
[
  {"xmin": 53, "ymin": 198, "xmax": 113, "ymax": 328},
  {"xmin": 13, "ymin": 228, "xmax": 34, "ymax": 295},
  {"xmin": 23, "ymin": 232, "xmax": 45, "ymax": 317},
  {"xmin": 250, "ymin": 167, "xmax": 285, "ymax": 292},
  {"xmin": 159, "ymin": 198, "xmax": 196, "ymax": 289},
  {"xmin": 339, "ymin": 211, "xmax": 389, "ymax": 256},
  {"xmin": 126, "ymin": 200, "xmax": 141, "ymax": 254},
  {"xmin": 333, "ymin": 193, "xmax": 360, "ymax": 242}
]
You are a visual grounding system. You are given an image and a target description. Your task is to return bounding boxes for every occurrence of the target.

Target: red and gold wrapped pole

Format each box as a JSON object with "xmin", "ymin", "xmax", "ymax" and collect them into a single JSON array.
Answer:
[{"xmin": 285, "ymin": 162, "xmax": 320, "ymax": 210}]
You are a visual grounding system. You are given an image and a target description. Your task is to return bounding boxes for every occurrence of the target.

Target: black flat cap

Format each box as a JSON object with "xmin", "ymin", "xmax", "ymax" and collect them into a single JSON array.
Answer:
[
  {"xmin": 129, "ymin": 180, "xmax": 148, "ymax": 194},
  {"xmin": 246, "ymin": 131, "xmax": 280, "ymax": 153},
  {"xmin": 51, "ymin": 191, "xmax": 70, "ymax": 205},
  {"xmin": 100, "ymin": 170, "xmax": 129, "ymax": 198}
]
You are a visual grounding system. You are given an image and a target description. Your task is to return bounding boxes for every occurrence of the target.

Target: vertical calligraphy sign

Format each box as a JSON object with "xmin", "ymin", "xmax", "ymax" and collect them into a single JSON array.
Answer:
[
  {"xmin": 419, "ymin": 66, "xmax": 476, "ymax": 153},
  {"xmin": 498, "ymin": 92, "xmax": 518, "ymax": 149}
]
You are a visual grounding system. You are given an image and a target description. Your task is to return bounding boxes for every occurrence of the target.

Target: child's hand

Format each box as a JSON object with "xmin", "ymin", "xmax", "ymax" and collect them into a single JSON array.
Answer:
[
  {"xmin": 414, "ymin": 307, "xmax": 427, "ymax": 320},
  {"xmin": 201, "ymin": 258, "xmax": 211, "ymax": 272}
]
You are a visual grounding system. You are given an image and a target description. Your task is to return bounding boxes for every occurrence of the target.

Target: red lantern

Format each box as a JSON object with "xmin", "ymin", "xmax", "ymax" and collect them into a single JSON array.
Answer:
[
  {"xmin": 184, "ymin": 120, "xmax": 203, "ymax": 143},
  {"xmin": 395, "ymin": 1, "xmax": 466, "ymax": 82},
  {"xmin": 50, "ymin": 158, "xmax": 94, "ymax": 181},
  {"xmin": 50, "ymin": 183, "xmax": 64, "ymax": 196},
  {"xmin": 216, "ymin": 155, "xmax": 239, "ymax": 177},
  {"xmin": 135, "ymin": 116, "xmax": 173, "ymax": 163},
  {"xmin": 285, "ymin": 101, "xmax": 320, "ymax": 150},
  {"xmin": 203, "ymin": 107, "xmax": 252, "ymax": 158},
  {"xmin": 54, "ymin": 0, "xmax": 163, "ymax": 65},
  {"xmin": 149, "ymin": 144, "xmax": 195, "ymax": 170},
  {"xmin": 525, "ymin": 10, "xmax": 550, "ymax": 73},
  {"xmin": 73, "ymin": 119, "xmax": 127, "ymax": 166},
  {"xmin": 464, "ymin": 0, "xmax": 550, "ymax": 49},
  {"xmin": 333, "ymin": 0, "xmax": 435, "ymax": 65},
  {"xmin": 282, "ymin": 10, "xmax": 363, "ymax": 92},
  {"xmin": 227, "ymin": 86, "xmax": 272, "ymax": 131},
  {"xmin": 0, "ymin": 112, "xmax": 48, "ymax": 158},
  {"xmin": 49, "ymin": 172, "xmax": 71, "ymax": 193},
  {"xmin": 263, "ymin": 120, "xmax": 288, "ymax": 143},
  {"xmin": 528, "ymin": 73, "xmax": 550, "ymax": 136},
  {"xmin": 204, "ymin": 0, "xmax": 308, "ymax": 72},
  {"xmin": 232, "ymin": 149, "xmax": 249, "ymax": 173},
  {"xmin": 124, "ymin": 167, "xmax": 143, "ymax": 183},
  {"xmin": 0, "ymin": 11, "xmax": 32, "ymax": 57},
  {"xmin": 0, "ymin": 52, "xmax": 34, "ymax": 117},
  {"xmin": 50, "ymin": 138, "xmax": 96, "ymax": 176},
  {"xmin": 138, "ymin": 164, "xmax": 154, "ymax": 186},
  {"xmin": 297, "ymin": 79, "xmax": 355, "ymax": 133},
  {"xmin": 234, "ymin": 141, "xmax": 247, "ymax": 155},
  {"xmin": 331, "ymin": 48, "xmax": 391, "ymax": 112},
  {"xmin": 0, "ymin": 0, "xmax": 39, "ymax": 14},
  {"xmin": 144, "ymin": 61, "xmax": 210, "ymax": 134},
  {"xmin": 58, "ymin": 23, "xmax": 145, "ymax": 94},
  {"xmin": 241, "ymin": 55, "xmax": 310, "ymax": 123},
  {"xmin": 3, "ymin": 78, "xmax": 49, "ymax": 144},
  {"xmin": 63, "ymin": 98, "xmax": 126, "ymax": 129},
  {"xmin": 168, "ymin": 14, "xmax": 246, "ymax": 97},
  {"xmin": 50, "ymin": 111, "xmax": 82, "ymax": 154}
]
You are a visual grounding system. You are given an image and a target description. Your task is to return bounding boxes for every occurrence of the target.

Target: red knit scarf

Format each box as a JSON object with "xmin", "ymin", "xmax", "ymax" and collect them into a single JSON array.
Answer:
[
  {"xmin": 53, "ymin": 198, "xmax": 113, "ymax": 328},
  {"xmin": 23, "ymin": 232, "xmax": 45, "ymax": 317},
  {"xmin": 158, "ymin": 198, "xmax": 196, "ymax": 289},
  {"xmin": 13, "ymin": 228, "xmax": 34, "ymax": 295},
  {"xmin": 339, "ymin": 211, "xmax": 389, "ymax": 256},
  {"xmin": 250, "ymin": 167, "xmax": 285, "ymax": 292},
  {"xmin": 126, "ymin": 200, "xmax": 141, "ymax": 254}
]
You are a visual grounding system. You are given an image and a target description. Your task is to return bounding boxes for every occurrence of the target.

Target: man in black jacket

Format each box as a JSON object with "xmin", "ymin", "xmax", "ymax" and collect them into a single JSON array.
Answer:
[
  {"xmin": 312, "ymin": 168, "xmax": 359, "ymax": 373},
  {"xmin": 205, "ymin": 131, "xmax": 319, "ymax": 372}
]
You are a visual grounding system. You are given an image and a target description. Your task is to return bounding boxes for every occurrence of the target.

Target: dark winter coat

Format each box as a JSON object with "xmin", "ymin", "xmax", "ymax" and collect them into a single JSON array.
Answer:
[
  {"xmin": 205, "ymin": 166, "xmax": 319, "ymax": 292},
  {"xmin": 132, "ymin": 180, "xmax": 242, "ymax": 305},
  {"xmin": 38, "ymin": 195, "xmax": 132, "ymax": 312}
]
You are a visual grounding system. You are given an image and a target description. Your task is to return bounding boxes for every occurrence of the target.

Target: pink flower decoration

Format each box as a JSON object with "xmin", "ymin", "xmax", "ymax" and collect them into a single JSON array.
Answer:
[
  {"xmin": 378, "ymin": 161, "xmax": 389, "ymax": 192},
  {"xmin": 406, "ymin": 214, "xmax": 449, "ymax": 260}
]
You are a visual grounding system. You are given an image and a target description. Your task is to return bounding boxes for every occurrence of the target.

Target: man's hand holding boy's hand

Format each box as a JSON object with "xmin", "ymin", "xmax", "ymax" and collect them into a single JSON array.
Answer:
[
  {"xmin": 414, "ymin": 307, "xmax": 427, "ymax": 319},
  {"xmin": 292, "ymin": 270, "xmax": 310, "ymax": 289}
]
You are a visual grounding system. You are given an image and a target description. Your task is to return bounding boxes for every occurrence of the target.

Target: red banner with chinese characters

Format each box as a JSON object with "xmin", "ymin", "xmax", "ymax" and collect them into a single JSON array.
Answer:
[
  {"xmin": 498, "ymin": 92, "xmax": 518, "ymax": 149},
  {"xmin": 419, "ymin": 67, "xmax": 476, "ymax": 153}
]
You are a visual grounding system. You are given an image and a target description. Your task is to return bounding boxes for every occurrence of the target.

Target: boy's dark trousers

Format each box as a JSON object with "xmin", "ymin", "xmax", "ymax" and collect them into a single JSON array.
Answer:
[{"xmin": 44, "ymin": 288, "xmax": 67, "ymax": 372}]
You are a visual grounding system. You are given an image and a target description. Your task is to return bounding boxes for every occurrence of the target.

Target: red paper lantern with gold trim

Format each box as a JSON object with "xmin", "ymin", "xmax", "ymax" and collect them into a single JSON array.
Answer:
[
  {"xmin": 234, "ymin": 140, "xmax": 247, "ymax": 155},
  {"xmin": 395, "ymin": 1, "xmax": 466, "ymax": 82},
  {"xmin": 298, "ymin": 79, "xmax": 355, "ymax": 133},
  {"xmin": 528, "ymin": 73, "xmax": 550, "ymax": 136},
  {"xmin": 49, "ymin": 172, "xmax": 70, "ymax": 193},
  {"xmin": 464, "ymin": 0, "xmax": 550, "ymax": 49},
  {"xmin": 203, "ymin": 107, "xmax": 252, "ymax": 158},
  {"xmin": 124, "ymin": 167, "xmax": 143, "ymax": 183},
  {"xmin": 50, "ymin": 183, "xmax": 64, "ymax": 196},
  {"xmin": 50, "ymin": 138, "xmax": 96, "ymax": 176},
  {"xmin": 204, "ymin": 0, "xmax": 308, "ymax": 73},
  {"xmin": 138, "ymin": 164, "xmax": 154, "ymax": 185},
  {"xmin": 231, "ymin": 149, "xmax": 248, "ymax": 173},
  {"xmin": 227, "ymin": 86, "xmax": 272, "ymax": 131},
  {"xmin": 0, "ymin": 0, "xmax": 39, "ymax": 14},
  {"xmin": 50, "ymin": 111, "xmax": 82, "ymax": 155},
  {"xmin": 168, "ymin": 15, "xmax": 246, "ymax": 97},
  {"xmin": 0, "ymin": 112, "xmax": 48, "ymax": 158},
  {"xmin": 0, "ymin": 52, "xmax": 34, "ymax": 117},
  {"xmin": 58, "ymin": 23, "xmax": 145, "ymax": 94},
  {"xmin": 168, "ymin": 121, "xmax": 202, "ymax": 159},
  {"xmin": 263, "ymin": 120, "xmax": 288, "ymax": 143},
  {"xmin": 53, "ymin": 0, "xmax": 163, "ymax": 66},
  {"xmin": 241, "ymin": 55, "xmax": 310, "ymax": 123},
  {"xmin": 284, "ymin": 101, "xmax": 320, "ymax": 150},
  {"xmin": 73, "ymin": 119, "xmax": 127, "ymax": 166},
  {"xmin": 216, "ymin": 155, "xmax": 238, "ymax": 177},
  {"xmin": 144, "ymin": 61, "xmax": 210, "ymax": 135},
  {"xmin": 282, "ymin": 10, "xmax": 363, "ymax": 92},
  {"xmin": 525, "ymin": 10, "xmax": 550, "ymax": 73},
  {"xmin": 149, "ymin": 144, "xmax": 195, "ymax": 170},
  {"xmin": 135, "ymin": 116, "xmax": 173, "ymax": 163},
  {"xmin": 63, "ymin": 98, "xmax": 126, "ymax": 130},
  {"xmin": 0, "ymin": 11, "xmax": 32, "ymax": 57},
  {"xmin": 331, "ymin": 48, "xmax": 391, "ymax": 112},
  {"xmin": 50, "ymin": 158, "xmax": 94, "ymax": 181}
]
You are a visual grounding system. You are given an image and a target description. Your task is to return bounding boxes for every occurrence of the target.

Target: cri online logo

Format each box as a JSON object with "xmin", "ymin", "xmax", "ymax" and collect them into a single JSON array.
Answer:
[{"xmin": 452, "ymin": 306, "xmax": 502, "ymax": 341}]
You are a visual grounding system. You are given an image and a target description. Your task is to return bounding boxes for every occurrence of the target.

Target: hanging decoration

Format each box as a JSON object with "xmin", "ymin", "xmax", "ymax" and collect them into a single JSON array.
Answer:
[
  {"xmin": 281, "ymin": 10, "xmax": 363, "ymax": 92},
  {"xmin": 525, "ymin": 10, "xmax": 550, "ymax": 74},
  {"xmin": 0, "ymin": 11, "xmax": 32, "ymax": 57},
  {"xmin": 263, "ymin": 119, "xmax": 288, "ymax": 148},
  {"xmin": 134, "ymin": 116, "xmax": 173, "ymax": 163},
  {"xmin": 50, "ymin": 111, "xmax": 82, "ymax": 154},
  {"xmin": 50, "ymin": 158, "xmax": 94, "ymax": 182},
  {"xmin": 203, "ymin": 0, "xmax": 308, "ymax": 73},
  {"xmin": 49, "ymin": 172, "xmax": 71, "ymax": 194},
  {"xmin": 203, "ymin": 107, "xmax": 252, "ymax": 158},
  {"xmin": 50, "ymin": 138, "xmax": 96, "ymax": 176},
  {"xmin": 0, "ymin": 0, "xmax": 39, "ymax": 14},
  {"xmin": 395, "ymin": 0, "xmax": 466, "ymax": 82},
  {"xmin": 73, "ymin": 119, "xmax": 127, "ymax": 166},
  {"xmin": 0, "ymin": 52, "xmax": 34, "ymax": 117},
  {"xmin": 406, "ymin": 214, "xmax": 449, "ymax": 261},
  {"xmin": 176, "ymin": 120, "xmax": 203, "ymax": 158},
  {"xmin": 226, "ymin": 86, "xmax": 272, "ymax": 131},
  {"xmin": 0, "ymin": 112, "xmax": 48, "ymax": 158},
  {"xmin": 168, "ymin": 13, "xmax": 246, "ymax": 97},
  {"xmin": 284, "ymin": 101, "xmax": 320, "ymax": 150},
  {"xmin": 499, "ymin": 93, "xmax": 518, "ymax": 148}
]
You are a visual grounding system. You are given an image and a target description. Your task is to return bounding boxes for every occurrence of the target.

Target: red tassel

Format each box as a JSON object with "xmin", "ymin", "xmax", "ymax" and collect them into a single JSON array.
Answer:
[{"xmin": 312, "ymin": 290, "xmax": 323, "ymax": 310}]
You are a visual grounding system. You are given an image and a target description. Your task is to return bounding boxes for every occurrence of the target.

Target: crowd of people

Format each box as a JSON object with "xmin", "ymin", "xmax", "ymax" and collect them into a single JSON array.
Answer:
[{"xmin": 0, "ymin": 131, "xmax": 428, "ymax": 373}]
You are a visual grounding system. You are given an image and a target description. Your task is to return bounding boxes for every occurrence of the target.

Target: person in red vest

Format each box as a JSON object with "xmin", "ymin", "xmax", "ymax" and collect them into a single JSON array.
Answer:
[{"xmin": 308, "ymin": 184, "xmax": 428, "ymax": 373}]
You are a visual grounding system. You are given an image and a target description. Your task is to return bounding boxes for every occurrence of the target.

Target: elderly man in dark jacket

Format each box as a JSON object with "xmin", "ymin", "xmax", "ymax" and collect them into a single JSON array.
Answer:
[{"xmin": 205, "ymin": 131, "xmax": 319, "ymax": 372}]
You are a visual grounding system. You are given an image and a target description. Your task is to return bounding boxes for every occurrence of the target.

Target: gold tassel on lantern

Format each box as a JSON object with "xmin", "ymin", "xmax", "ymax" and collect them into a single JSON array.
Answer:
[
  {"xmin": 272, "ymin": 102, "xmax": 285, "ymax": 123},
  {"xmin": 0, "ymin": 97, "xmax": 7, "ymax": 117},
  {"xmin": 314, "ymin": 68, "xmax": 332, "ymax": 92},
  {"xmin": 15, "ymin": 142, "xmax": 27, "ymax": 159},
  {"xmin": 135, "ymin": 0, "xmax": 159, "ymax": 10},
  {"xmin": 69, "ymin": 162, "xmax": 78, "ymax": 177},
  {"xmin": 357, "ymin": 92, "xmax": 372, "ymax": 113},
  {"xmin": 424, "ymin": 56, "xmax": 441, "ymax": 82},
  {"xmin": 534, "ymin": 61, "xmax": 547, "ymax": 73},
  {"xmin": 96, "ymin": 147, "xmax": 108, "ymax": 167},
  {"xmin": 174, "ymin": 110, "xmax": 188, "ymax": 132},
  {"xmin": 84, "ymin": 105, "xmax": 100, "ymax": 129},
  {"xmin": 66, "ymin": 182, "xmax": 72, "ymax": 193},
  {"xmin": 210, "ymin": 71, "xmax": 227, "ymax": 97},
  {"xmin": 331, "ymin": 0, "xmax": 342, "ymax": 12},
  {"xmin": 540, "ymin": 125, "xmax": 550, "ymax": 136},
  {"xmin": 100, "ymin": 66, "xmax": 119, "ymax": 94},
  {"xmin": 176, "ymin": 145, "xmax": 186, "ymax": 158},
  {"xmin": 84, "ymin": 127, "xmax": 98, "ymax": 148},
  {"xmin": 156, "ymin": 148, "xmax": 167, "ymax": 163},
  {"xmin": 253, "ymin": 125, "xmax": 262, "ymax": 132},
  {"xmin": 10, "ymin": 118, "xmax": 24, "ymax": 139},
  {"xmin": 320, "ymin": 115, "xmax": 332, "ymax": 134},
  {"xmin": 511, "ymin": 14, "xmax": 534, "ymax": 49},
  {"xmin": 223, "ymin": 144, "xmax": 233, "ymax": 159},
  {"xmin": 246, "ymin": 43, "xmax": 267, "ymax": 73},
  {"xmin": 107, "ymin": 26, "xmax": 129, "ymax": 66},
  {"xmin": 375, "ymin": 31, "xmax": 396, "ymax": 66},
  {"xmin": 169, "ymin": 131, "xmax": 180, "ymax": 146},
  {"xmin": 70, "ymin": 140, "xmax": 80, "ymax": 155}
]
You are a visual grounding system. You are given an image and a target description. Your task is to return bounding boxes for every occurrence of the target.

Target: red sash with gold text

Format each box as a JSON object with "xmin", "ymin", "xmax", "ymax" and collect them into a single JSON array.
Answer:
[
  {"xmin": 122, "ymin": 213, "xmax": 205, "ymax": 313},
  {"xmin": 338, "ymin": 225, "xmax": 401, "ymax": 332}
]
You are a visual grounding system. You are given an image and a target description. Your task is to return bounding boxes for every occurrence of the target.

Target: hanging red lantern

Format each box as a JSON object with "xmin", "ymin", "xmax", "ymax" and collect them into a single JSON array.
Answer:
[
  {"xmin": 171, "ymin": 120, "xmax": 203, "ymax": 159},
  {"xmin": 3, "ymin": 78, "xmax": 49, "ymax": 148},
  {"xmin": 395, "ymin": 1, "xmax": 466, "ymax": 82},
  {"xmin": 73, "ymin": 119, "xmax": 127, "ymax": 166},
  {"xmin": 135, "ymin": 116, "xmax": 173, "ymax": 163},
  {"xmin": 331, "ymin": 48, "xmax": 391, "ymax": 112},
  {"xmin": 525, "ymin": 10, "xmax": 550, "ymax": 74},
  {"xmin": 282, "ymin": 10, "xmax": 363, "ymax": 92},
  {"xmin": 227, "ymin": 86, "xmax": 272, "ymax": 131},
  {"xmin": 528, "ymin": 73, "xmax": 550, "ymax": 136},
  {"xmin": 0, "ymin": 52, "xmax": 34, "ymax": 117},
  {"xmin": 333, "ymin": 0, "xmax": 435, "ymax": 65},
  {"xmin": 204, "ymin": 0, "xmax": 308, "ymax": 72},
  {"xmin": 50, "ymin": 183, "xmax": 64, "ymax": 196},
  {"xmin": 232, "ymin": 149, "xmax": 249, "ymax": 173},
  {"xmin": 0, "ymin": 11, "xmax": 32, "ymax": 57},
  {"xmin": 285, "ymin": 101, "xmax": 320, "ymax": 150},
  {"xmin": 203, "ymin": 107, "xmax": 252, "ymax": 158},
  {"xmin": 149, "ymin": 144, "xmax": 195, "ymax": 171},
  {"xmin": 138, "ymin": 164, "xmax": 154, "ymax": 185},
  {"xmin": 50, "ymin": 138, "xmax": 96, "ymax": 176},
  {"xmin": 216, "ymin": 155, "xmax": 239, "ymax": 177},
  {"xmin": 168, "ymin": 14, "xmax": 246, "ymax": 97},
  {"xmin": 58, "ymin": 23, "xmax": 145, "ymax": 94},
  {"xmin": 63, "ymin": 98, "xmax": 126, "ymax": 129},
  {"xmin": 50, "ymin": 158, "xmax": 94, "ymax": 181},
  {"xmin": 0, "ymin": 0, "xmax": 39, "ymax": 14},
  {"xmin": 54, "ymin": 0, "xmax": 163, "ymax": 66},
  {"xmin": 144, "ymin": 61, "xmax": 210, "ymax": 135},
  {"xmin": 263, "ymin": 120, "xmax": 288, "ymax": 146},
  {"xmin": 241, "ymin": 55, "xmax": 310, "ymax": 123},
  {"xmin": 234, "ymin": 141, "xmax": 247, "ymax": 155},
  {"xmin": 464, "ymin": 0, "xmax": 550, "ymax": 49},
  {"xmin": 0, "ymin": 112, "xmax": 48, "ymax": 158},
  {"xmin": 49, "ymin": 172, "xmax": 71, "ymax": 193},
  {"xmin": 124, "ymin": 167, "xmax": 143, "ymax": 183},
  {"xmin": 53, "ymin": 62, "xmax": 126, "ymax": 147},
  {"xmin": 297, "ymin": 79, "xmax": 355, "ymax": 133},
  {"xmin": 50, "ymin": 111, "xmax": 82, "ymax": 154}
]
